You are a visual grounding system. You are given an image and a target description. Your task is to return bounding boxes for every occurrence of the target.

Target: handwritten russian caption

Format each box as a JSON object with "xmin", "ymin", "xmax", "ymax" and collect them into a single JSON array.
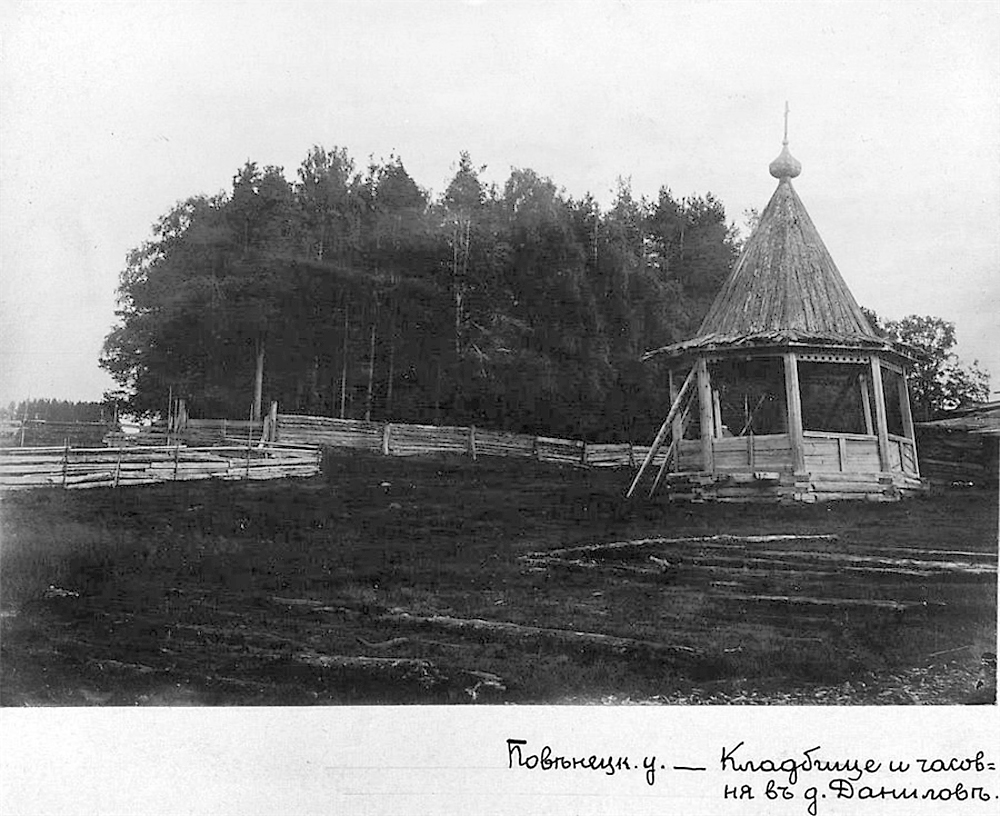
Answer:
[{"xmin": 507, "ymin": 738, "xmax": 997, "ymax": 812}]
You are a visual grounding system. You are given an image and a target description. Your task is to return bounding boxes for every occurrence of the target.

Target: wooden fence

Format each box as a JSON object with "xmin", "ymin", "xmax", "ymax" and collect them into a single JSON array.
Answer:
[
  {"xmin": 914, "ymin": 427, "xmax": 999, "ymax": 487},
  {"xmin": 274, "ymin": 414, "xmax": 663, "ymax": 469},
  {"xmin": 102, "ymin": 418, "xmax": 263, "ymax": 448},
  {"xmin": 1, "ymin": 420, "xmax": 116, "ymax": 449},
  {"xmin": 0, "ymin": 444, "xmax": 321, "ymax": 491}
]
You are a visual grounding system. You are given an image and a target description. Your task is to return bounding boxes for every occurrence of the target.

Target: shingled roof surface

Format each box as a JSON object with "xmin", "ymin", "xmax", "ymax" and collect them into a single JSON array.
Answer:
[{"xmin": 645, "ymin": 144, "xmax": 892, "ymax": 361}]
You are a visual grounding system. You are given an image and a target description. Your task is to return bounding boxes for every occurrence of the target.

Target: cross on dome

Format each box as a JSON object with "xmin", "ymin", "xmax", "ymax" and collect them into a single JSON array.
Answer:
[{"xmin": 769, "ymin": 101, "xmax": 802, "ymax": 180}]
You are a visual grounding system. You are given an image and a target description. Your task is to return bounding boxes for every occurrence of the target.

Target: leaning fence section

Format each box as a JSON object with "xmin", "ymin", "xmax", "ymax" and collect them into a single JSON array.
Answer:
[
  {"xmin": 276, "ymin": 415, "xmax": 384, "ymax": 452},
  {"xmin": 274, "ymin": 414, "xmax": 667, "ymax": 469},
  {"xmin": 0, "ymin": 444, "xmax": 321, "ymax": 491}
]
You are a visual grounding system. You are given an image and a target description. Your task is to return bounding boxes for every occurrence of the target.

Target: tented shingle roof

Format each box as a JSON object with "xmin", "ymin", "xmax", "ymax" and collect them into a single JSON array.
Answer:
[{"xmin": 645, "ymin": 145, "xmax": 900, "ymax": 362}]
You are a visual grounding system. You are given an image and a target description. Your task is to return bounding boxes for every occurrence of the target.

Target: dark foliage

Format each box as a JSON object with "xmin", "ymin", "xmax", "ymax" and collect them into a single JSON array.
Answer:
[
  {"xmin": 1, "ymin": 399, "xmax": 109, "ymax": 423},
  {"xmin": 864, "ymin": 310, "xmax": 990, "ymax": 421},
  {"xmin": 101, "ymin": 149, "xmax": 741, "ymax": 440}
]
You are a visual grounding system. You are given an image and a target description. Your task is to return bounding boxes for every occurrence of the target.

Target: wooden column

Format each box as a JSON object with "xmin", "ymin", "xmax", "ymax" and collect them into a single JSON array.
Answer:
[
  {"xmin": 783, "ymin": 352, "xmax": 805, "ymax": 473},
  {"xmin": 696, "ymin": 357, "xmax": 714, "ymax": 473},
  {"xmin": 712, "ymin": 389, "xmax": 724, "ymax": 438},
  {"xmin": 668, "ymin": 368, "xmax": 684, "ymax": 470},
  {"xmin": 899, "ymin": 371, "xmax": 919, "ymax": 477},
  {"xmin": 859, "ymin": 376, "xmax": 874, "ymax": 435},
  {"xmin": 868, "ymin": 357, "xmax": 892, "ymax": 473},
  {"xmin": 899, "ymin": 373, "xmax": 915, "ymax": 441}
]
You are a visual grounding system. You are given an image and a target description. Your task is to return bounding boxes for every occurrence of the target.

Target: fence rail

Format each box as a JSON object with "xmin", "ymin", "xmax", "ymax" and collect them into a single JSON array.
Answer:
[{"xmin": 0, "ymin": 444, "xmax": 321, "ymax": 491}]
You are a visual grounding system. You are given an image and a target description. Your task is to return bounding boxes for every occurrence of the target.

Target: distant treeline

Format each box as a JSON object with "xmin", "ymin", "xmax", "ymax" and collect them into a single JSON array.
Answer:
[
  {"xmin": 1, "ymin": 399, "xmax": 110, "ymax": 423},
  {"xmin": 102, "ymin": 148, "xmax": 741, "ymax": 442}
]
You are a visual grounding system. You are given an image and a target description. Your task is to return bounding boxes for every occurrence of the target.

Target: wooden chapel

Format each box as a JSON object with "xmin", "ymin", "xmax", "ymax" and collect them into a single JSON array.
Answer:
[{"xmin": 628, "ymin": 114, "xmax": 925, "ymax": 502}]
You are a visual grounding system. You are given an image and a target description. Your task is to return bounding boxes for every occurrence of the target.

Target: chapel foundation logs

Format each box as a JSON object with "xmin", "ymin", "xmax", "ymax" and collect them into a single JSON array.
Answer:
[{"xmin": 655, "ymin": 471, "xmax": 921, "ymax": 503}]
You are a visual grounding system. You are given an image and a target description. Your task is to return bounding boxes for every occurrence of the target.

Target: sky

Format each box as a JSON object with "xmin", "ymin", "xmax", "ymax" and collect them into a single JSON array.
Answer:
[{"xmin": 1, "ymin": 0, "xmax": 998, "ymax": 404}]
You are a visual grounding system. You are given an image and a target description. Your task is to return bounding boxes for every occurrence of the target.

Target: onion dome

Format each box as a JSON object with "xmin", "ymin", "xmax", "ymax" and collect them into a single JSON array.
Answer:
[{"xmin": 769, "ymin": 142, "xmax": 801, "ymax": 180}]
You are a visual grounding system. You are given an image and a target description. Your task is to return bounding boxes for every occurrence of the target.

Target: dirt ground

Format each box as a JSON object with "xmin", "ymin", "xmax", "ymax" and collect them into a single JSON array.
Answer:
[{"xmin": 1, "ymin": 451, "xmax": 996, "ymax": 705}]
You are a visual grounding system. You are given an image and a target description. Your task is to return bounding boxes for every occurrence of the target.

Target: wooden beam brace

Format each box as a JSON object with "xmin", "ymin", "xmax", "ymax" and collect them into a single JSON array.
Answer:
[
  {"xmin": 625, "ymin": 366, "xmax": 696, "ymax": 498},
  {"xmin": 648, "ymin": 403, "xmax": 692, "ymax": 498}
]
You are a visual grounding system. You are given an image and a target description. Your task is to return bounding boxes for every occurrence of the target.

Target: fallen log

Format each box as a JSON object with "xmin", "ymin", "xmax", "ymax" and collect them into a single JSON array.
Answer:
[
  {"xmin": 723, "ymin": 594, "xmax": 941, "ymax": 611},
  {"xmin": 649, "ymin": 555, "xmax": 673, "ymax": 570},
  {"xmin": 270, "ymin": 597, "xmax": 358, "ymax": 616},
  {"xmin": 524, "ymin": 533, "xmax": 839, "ymax": 562},
  {"xmin": 356, "ymin": 636, "xmax": 411, "ymax": 650},
  {"xmin": 292, "ymin": 651, "xmax": 505, "ymax": 699},
  {"xmin": 756, "ymin": 549, "xmax": 997, "ymax": 574},
  {"xmin": 522, "ymin": 556, "xmax": 664, "ymax": 578},
  {"xmin": 295, "ymin": 652, "xmax": 436, "ymax": 673},
  {"xmin": 381, "ymin": 609, "xmax": 699, "ymax": 658}
]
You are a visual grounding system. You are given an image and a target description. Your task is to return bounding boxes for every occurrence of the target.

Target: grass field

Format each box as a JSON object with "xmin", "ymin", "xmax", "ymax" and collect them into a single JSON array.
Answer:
[{"xmin": 1, "ymin": 451, "xmax": 996, "ymax": 705}]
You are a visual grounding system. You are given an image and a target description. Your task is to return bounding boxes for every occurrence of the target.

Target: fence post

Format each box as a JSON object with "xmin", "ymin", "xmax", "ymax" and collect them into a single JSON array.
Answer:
[
  {"xmin": 173, "ymin": 443, "xmax": 180, "ymax": 481},
  {"xmin": 114, "ymin": 446, "xmax": 123, "ymax": 488},
  {"xmin": 382, "ymin": 423, "xmax": 392, "ymax": 456},
  {"xmin": 469, "ymin": 425, "xmax": 477, "ymax": 461},
  {"xmin": 628, "ymin": 444, "xmax": 636, "ymax": 469},
  {"xmin": 61, "ymin": 440, "xmax": 69, "ymax": 488},
  {"xmin": 246, "ymin": 411, "xmax": 253, "ymax": 479},
  {"xmin": 269, "ymin": 401, "xmax": 279, "ymax": 443},
  {"xmin": 166, "ymin": 386, "xmax": 173, "ymax": 442},
  {"xmin": 580, "ymin": 439, "xmax": 588, "ymax": 466}
]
